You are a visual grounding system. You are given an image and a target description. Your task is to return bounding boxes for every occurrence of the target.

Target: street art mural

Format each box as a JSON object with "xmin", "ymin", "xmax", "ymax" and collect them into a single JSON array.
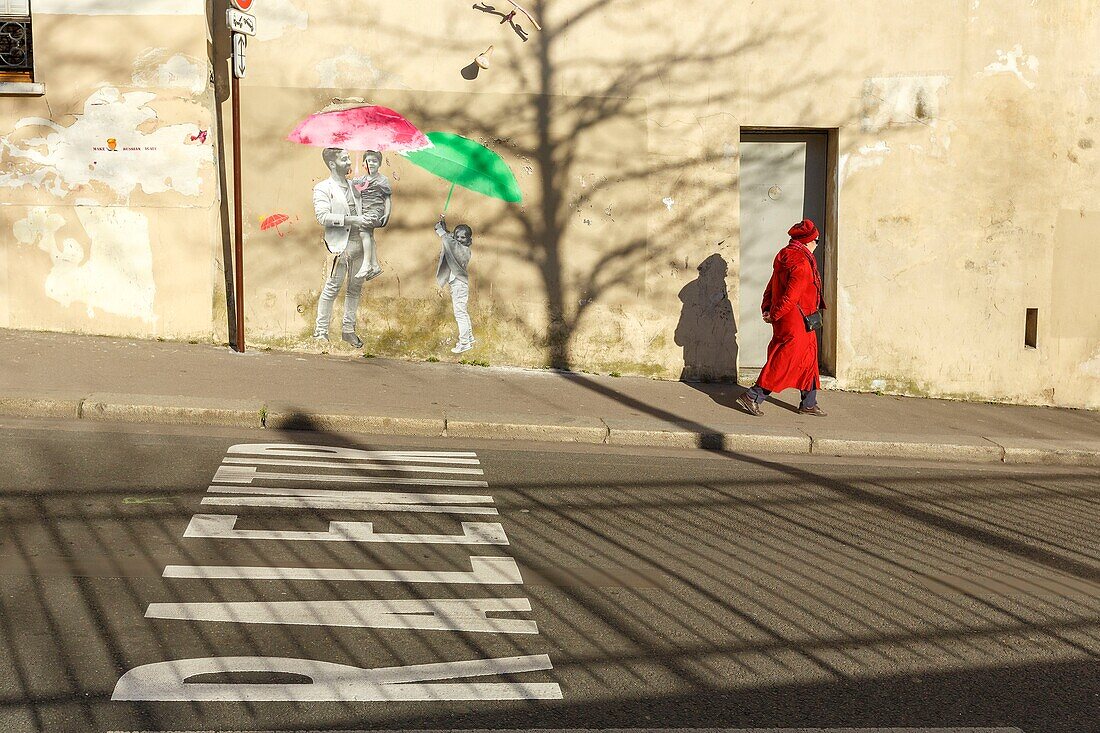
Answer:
[
  {"xmin": 310, "ymin": 147, "xmax": 364, "ymax": 346},
  {"xmin": 461, "ymin": 46, "xmax": 494, "ymax": 81},
  {"xmin": 405, "ymin": 132, "xmax": 521, "ymax": 352},
  {"xmin": 259, "ymin": 213, "xmax": 295, "ymax": 237},
  {"xmin": 287, "ymin": 101, "xmax": 428, "ymax": 346},
  {"xmin": 471, "ymin": 1, "xmax": 541, "ymax": 43},
  {"xmin": 435, "ymin": 216, "xmax": 475, "ymax": 353},
  {"xmin": 353, "ymin": 150, "xmax": 393, "ymax": 280},
  {"xmin": 281, "ymin": 99, "xmax": 521, "ymax": 356},
  {"xmin": 403, "ymin": 131, "xmax": 522, "ymax": 213}
]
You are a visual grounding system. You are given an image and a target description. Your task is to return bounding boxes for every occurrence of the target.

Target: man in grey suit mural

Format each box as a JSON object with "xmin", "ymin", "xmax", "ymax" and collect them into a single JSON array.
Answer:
[
  {"xmin": 312, "ymin": 147, "xmax": 368, "ymax": 348},
  {"xmin": 435, "ymin": 215, "xmax": 475, "ymax": 353}
]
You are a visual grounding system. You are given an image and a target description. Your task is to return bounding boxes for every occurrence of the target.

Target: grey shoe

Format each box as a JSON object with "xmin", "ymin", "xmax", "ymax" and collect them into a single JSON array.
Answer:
[
  {"xmin": 312, "ymin": 332, "xmax": 329, "ymax": 341},
  {"xmin": 341, "ymin": 331, "xmax": 364, "ymax": 348},
  {"xmin": 736, "ymin": 392, "xmax": 763, "ymax": 416}
]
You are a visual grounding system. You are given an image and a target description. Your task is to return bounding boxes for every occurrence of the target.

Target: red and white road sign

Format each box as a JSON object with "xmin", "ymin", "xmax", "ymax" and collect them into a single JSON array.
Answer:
[{"xmin": 230, "ymin": 0, "xmax": 254, "ymax": 11}]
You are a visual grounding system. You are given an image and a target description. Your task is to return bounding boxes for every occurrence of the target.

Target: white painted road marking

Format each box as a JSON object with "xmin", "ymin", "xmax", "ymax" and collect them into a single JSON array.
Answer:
[
  {"xmin": 112, "ymin": 654, "xmax": 562, "ymax": 701},
  {"xmin": 114, "ymin": 444, "xmax": 560, "ymax": 702},
  {"xmin": 184, "ymin": 515, "xmax": 510, "ymax": 544},
  {"xmin": 163, "ymin": 555, "xmax": 524, "ymax": 584},
  {"xmin": 213, "ymin": 464, "xmax": 489, "ymax": 487},
  {"xmin": 204, "ymin": 484, "xmax": 495, "ymax": 503},
  {"xmin": 200, "ymin": 495, "xmax": 500, "ymax": 514},
  {"xmin": 222, "ymin": 456, "xmax": 486, "ymax": 474},
  {"xmin": 227, "ymin": 443, "xmax": 479, "ymax": 462},
  {"xmin": 108, "ymin": 728, "xmax": 1027, "ymax": 732},
  {"xmin": 145, "ymin": 597, "xmax": 539, "ymax": 633}
]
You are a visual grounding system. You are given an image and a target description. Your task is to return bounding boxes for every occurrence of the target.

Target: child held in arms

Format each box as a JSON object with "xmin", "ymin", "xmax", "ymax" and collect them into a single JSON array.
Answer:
[{"xmin": 353, "ymin": 150, "xmax": 393, "ymax": 280}]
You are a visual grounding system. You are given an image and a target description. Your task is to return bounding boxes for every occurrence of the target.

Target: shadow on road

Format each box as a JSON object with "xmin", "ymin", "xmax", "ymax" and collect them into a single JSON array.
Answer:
[{"xmin": 0, "ymin": 413, "xmax": 1097, "ymax": 731}]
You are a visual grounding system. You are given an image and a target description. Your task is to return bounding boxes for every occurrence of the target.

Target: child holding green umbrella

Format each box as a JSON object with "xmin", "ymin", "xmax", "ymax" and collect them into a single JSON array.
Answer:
[{"xmin": 434, "ymin": 215, "xmax": 475, "ymax": 354}]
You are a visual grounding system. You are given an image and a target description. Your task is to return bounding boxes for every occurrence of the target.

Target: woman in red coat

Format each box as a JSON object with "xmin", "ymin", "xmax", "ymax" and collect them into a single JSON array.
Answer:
[{"xmin": 736, "ymin": 219, "xmax": 827, "ymax": 417}]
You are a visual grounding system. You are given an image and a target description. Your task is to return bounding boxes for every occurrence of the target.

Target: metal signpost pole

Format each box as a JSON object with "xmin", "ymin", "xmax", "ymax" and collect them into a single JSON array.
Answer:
[
  {"xmin": 228, "ymin": 0, "xmax": 254, "ymax": 353},
  {"xmin": 232, "ymin": 66, "xmax": 244, "ymax": 353}
]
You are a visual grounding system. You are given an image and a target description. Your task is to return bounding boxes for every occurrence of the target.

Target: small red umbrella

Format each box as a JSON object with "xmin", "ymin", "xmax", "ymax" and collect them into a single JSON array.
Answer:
[
  {"xmin": 260, "ymin": 213, "xmax": 290, "ymax": 237},
  {"xmin": 287, "ymin": 101, "xmax": 430, "ymax": 153}
]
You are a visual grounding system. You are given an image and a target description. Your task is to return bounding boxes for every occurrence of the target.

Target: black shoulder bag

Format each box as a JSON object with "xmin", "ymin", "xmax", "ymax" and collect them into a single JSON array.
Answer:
[{"xmin": 795, "ymin": 248, "xmax": 824, "ymax": 333}]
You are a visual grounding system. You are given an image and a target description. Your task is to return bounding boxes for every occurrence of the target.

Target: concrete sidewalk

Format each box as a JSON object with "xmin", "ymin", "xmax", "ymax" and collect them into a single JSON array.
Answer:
[{"xmin": 0, "ymin": 329, "xmax": 1097, "ymax": 465}]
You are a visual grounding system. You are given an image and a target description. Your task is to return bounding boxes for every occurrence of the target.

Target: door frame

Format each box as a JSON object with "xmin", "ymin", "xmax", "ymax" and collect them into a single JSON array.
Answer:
[{"xmin": 738, "ymin": 127, "xmax": 839, "ymax": 378}]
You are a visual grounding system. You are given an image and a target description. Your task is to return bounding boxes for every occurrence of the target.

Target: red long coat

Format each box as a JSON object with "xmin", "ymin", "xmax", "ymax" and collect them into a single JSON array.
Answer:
[{"xmin": 757, "ymin": 241, "xmax": 822, "ymax": 393}]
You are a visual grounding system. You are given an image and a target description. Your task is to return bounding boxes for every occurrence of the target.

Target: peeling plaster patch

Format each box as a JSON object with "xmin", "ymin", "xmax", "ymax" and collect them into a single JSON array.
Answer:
[
  {"xmin": 908, "ymin": 118, "xmax": 957, "ymax": 158},
  {"xmin": 836, "ymin": 284, "xmax": 855, "ymax": 364},
  {"xmin": 928, "ymin": 118, "xmax": 956, "ymax": 155},
  {"xmin": 862, "ymin": 75, "xmax": 950, "ymax": 132},
  {"xmin": 662, "ymin": 197, "xmax": 675, "ymax": 212},
  {"xmin": 255, "ymin": 0, "xmax": 308, "ymax": 41},
  {"xmin": 982, "ymin": 45, "xmax": 1039, "ymax": 89},
  {"xmin": 316, "ymin": 46, "xmax": 405, "ymax": 89},
  {"xmin": 34, "ymin": 0, "xmax": 203, "ymax": 13},
  {"xmin": 132, "ymin": 49, "xmax": 208, "ymax": 96},
  {"xmin": 839, "ymin": 142, "xmax": 892, "ymax": 184},
  {"xmin": 14, "ymin": 207, "xmax": 156, "ymax": 323},
  {"xmin": 0, "ymin": 87, "xmax": 212, "ymax": 199},
  {"xmin": 1081, "ymin": 348, "xmax": 1100, "ymax": 378}
]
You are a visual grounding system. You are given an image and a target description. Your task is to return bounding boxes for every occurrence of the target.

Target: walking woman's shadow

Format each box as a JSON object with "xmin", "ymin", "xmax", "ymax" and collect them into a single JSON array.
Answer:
[
  {"xmin": 675, "ymin": 253, "xmax": 738, "ymax": 383},
  {"xmin": 675, "ymin": 253, "xmax": 791, "ymax": 413}
]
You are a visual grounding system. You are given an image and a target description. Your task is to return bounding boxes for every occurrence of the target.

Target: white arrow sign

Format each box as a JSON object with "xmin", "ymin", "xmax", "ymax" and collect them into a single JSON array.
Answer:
[
  {"xmin": 227, "ymin": 8, "xmax": 256, "ymax": 36},
  {"xmin": 232, "ymin": 32, "xmax": 247, "ymax": 78}
]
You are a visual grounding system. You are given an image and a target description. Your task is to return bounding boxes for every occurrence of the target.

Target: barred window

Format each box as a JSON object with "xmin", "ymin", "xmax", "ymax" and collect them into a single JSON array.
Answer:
[{"xmin": 0, "ymin": 0, "xmax": 32, "ymax": 82}]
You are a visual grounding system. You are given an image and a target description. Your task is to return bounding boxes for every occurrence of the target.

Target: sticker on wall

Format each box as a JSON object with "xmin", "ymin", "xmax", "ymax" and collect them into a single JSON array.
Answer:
[
  {"xmin": 188, "ymin": 129, "xmax": 208, "ymax": 144},
  {"xmin": 472, "ymin": 1, "xmax": 541, "ymax": 42},
  {"xmin": 259, "ymin": 213, "xmax": 292, "ymax": 237}
]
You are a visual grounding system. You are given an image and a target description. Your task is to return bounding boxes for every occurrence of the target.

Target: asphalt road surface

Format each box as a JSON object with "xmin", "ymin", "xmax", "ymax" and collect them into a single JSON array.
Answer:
[{"xmin": 0, "ymin": 415, "xmax": 1098, "ymax": 733}]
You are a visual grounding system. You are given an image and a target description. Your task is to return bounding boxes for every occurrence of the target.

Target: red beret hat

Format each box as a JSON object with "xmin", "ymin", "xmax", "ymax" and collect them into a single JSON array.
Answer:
[{"xmin": 788, "ymin": 219, "xmax": 819, "ymax": 244}]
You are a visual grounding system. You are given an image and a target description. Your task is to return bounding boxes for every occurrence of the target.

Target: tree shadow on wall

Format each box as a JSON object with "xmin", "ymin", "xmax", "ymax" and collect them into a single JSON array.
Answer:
[
  {"xmin": 369, "ymin": 0, "xmax": 845, "ymax": 373},
  {"xmin": 674, "ymin": 253, "xmax": 737, "ymax": 382}
]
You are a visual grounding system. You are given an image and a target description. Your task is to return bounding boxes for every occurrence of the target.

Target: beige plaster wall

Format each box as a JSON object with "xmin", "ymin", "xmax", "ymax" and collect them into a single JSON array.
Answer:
[
  {"xmin": 2, "ymin": 1, "xmax": 1097, "ymax": 409},
  {"xmin": 229, "ymin": 0, "xmax": 1097, "ymax": 407},
  {"xmin": 0, "ymin": 8, "xmax": 219, "ymax": 340}
]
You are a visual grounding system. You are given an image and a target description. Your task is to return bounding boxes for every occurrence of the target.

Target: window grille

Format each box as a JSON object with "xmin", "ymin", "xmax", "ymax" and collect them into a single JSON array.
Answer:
[{"xmin": 0, "ymin": 0, "xmax": 32, "ymax": 81}]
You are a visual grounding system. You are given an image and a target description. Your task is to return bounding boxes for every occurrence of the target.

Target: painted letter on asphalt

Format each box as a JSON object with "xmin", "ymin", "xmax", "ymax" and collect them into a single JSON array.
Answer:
[
  {"xmin": 145, "ymin": 598, "xmax": 538, "ymax": 633},
  {"xmin": 185, "ymin": 514, "xmax": 509, "ymax": 544},
  {"xmin": 112, "ymin": 654, "xmax": 562, "ymax": 701}
]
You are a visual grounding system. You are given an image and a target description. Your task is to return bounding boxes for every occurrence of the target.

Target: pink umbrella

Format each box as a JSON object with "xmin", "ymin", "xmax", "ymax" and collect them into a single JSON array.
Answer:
[{"xmin": 287, "ymin": 101, "xmax": 430, "ymax": 153}]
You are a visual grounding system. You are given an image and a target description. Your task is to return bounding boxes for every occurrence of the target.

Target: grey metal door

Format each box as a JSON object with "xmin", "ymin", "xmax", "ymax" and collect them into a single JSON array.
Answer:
[{"xmin": 738, "ymin": 132, "xmax": 828, "ymax": 370}]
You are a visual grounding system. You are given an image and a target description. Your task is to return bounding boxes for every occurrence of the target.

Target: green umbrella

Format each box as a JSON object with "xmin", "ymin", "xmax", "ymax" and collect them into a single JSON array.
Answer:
[{"xmin": 404, "ymin": 131, "xmax": 522, "ymax": 212}]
